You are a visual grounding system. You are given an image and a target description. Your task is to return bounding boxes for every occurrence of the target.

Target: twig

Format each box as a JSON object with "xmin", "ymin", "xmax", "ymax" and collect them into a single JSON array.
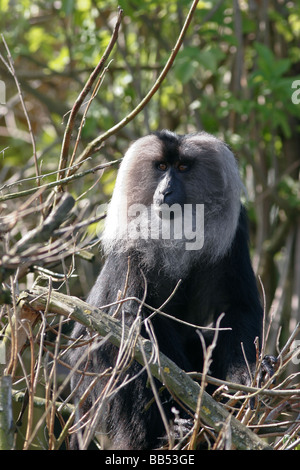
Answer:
[
  {"xmin": 100, "ymin": 294, "xmax": 231, "ymax": 333},
  {"xmin": 0, "ymin": 159, "xmax": 120, "ymax": 203},
  {"xmin": 23, "ymin": 323, "xmax": 35, "ymax": 450},
  {"xmin": 68, "ymin": 0, "xmax": 201, "ymax": 175},
  {"xmin": 67, "ymin": 60, "xmax": 113, "ymax": 175},
  {"xmin": 17, "ymin": 285, "xmax": 272, "ymax": 450},
  {"xmin": 189, "ymin": 371, "xmax": 300, "ymax": 398},
  {"xmin": 57, "ymin": 7, "xmax": 123, "ymax": 182},
  {"xmin": 12, "ymin": 389, "xmax": 74, "ymax": 416},
  {"xmin": 0, "ymin": 155, "xmax": 109, "ymax": 192},
  {"xmin": 11, "ymin": 192, "xmax": 75, "ymax": 255},
  {"xmin": 0, "ymin": 35, "xmax": 39, "ymax": 191},
  {"xmin": 188, "ymin": 314, "xmax": 224, "ymax": 449}
]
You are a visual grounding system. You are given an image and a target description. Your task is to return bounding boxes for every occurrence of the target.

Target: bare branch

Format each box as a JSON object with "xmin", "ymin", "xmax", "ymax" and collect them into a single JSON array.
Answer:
[
  {"xmin": 68, "ymin": 0, "xmax": 200, "ymax": 175},
  {"xmin": 16, "ymin": 285, "xmax": 272, "ymax": 450},
  {"xmin": 0, "ymin": 159, "xmax": 119, "ymax": 203},
  {"xmin": 0, "ymin": 35, "xmax": 39, "ymax": 189},
  {"xmin": 57, "ymin": 7, "xmax": 123, "ymax": 182}
]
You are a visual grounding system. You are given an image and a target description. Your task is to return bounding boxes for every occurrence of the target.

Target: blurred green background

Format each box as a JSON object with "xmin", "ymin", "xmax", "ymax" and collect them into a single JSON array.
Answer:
[{"xmin": 0, "ymin": 0, "xmax": 299, "ymax": 370}]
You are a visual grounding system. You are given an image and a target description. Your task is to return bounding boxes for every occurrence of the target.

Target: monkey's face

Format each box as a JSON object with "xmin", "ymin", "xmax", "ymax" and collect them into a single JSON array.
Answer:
[
  {"xmin": 102, "ymin": 131, "xmax": 243, "ymax": 261},
  {"xmin": 123, "ymin": 132, "xmax": 238, "ymax": 216}
]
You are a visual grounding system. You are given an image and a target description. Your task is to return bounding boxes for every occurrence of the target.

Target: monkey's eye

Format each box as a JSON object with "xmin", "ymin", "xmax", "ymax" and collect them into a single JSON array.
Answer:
[
  {"xmin": 156, "ymin": 162, "xmax": 168, "ymax": 171},
  {"xmin": 178, "ymin": 163, "xmax": 189, "ymax": 172}
]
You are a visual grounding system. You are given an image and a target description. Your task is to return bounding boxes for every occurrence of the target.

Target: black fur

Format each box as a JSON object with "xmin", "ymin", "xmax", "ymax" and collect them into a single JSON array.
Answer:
[{"xmin": 67, "ymin": 133, "xmax": 263, "ymax": 449}]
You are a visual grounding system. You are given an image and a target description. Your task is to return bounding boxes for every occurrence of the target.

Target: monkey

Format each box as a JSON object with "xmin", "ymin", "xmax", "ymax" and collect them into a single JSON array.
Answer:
[{"xmin": 67, "ymin": 130, "xmax": 263, "ymax": 450}]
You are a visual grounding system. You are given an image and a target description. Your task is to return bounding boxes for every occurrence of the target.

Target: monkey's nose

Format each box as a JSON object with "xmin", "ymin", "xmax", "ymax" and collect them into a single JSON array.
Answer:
[
  {"xmin": 161, "ymin": 183, "xmax": 173, "ymax": 202},
  {"xmin": 162, "ymin": 190, "xmax": 174, "ymax": 205},
  {"xmin": 162, "ymin": 187, "xmax": 172, "ymax": 197}
]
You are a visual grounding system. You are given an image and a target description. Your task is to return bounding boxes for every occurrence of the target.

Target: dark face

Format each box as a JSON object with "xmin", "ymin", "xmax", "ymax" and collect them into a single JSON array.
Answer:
[
  {"xmin": 103, "ymin": 130, "xmax": 242, "ymax": 262},
  {"xmin": 151, "ymin": 133, "xmax": 190, "ymax": 224},
  {"xmin": 153, "ymin": 163, "xmax": 187, "ymax": 210},
  {"xmin": 124, "ymin": 130, "xmax": 234, "ymax": 215},
  {"xmin": 152, "ymin": 131, "xmax": 227, "ymax": 212}
]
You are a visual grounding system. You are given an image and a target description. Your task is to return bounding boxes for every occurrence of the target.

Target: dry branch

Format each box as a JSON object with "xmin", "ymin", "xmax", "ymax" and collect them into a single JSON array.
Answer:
[
  {"xmin": 68, "ymin": 0, "xmax": 201, "ymax": 175},
  {"xmin": 57, "ymin": 7, "xmax": 123, "ymax": 182},
  {"xmin": 12, "ymin": 193, "xmax": 75, "ymax": 255},
  {"xmin": 0, "ymin": 192, "xmax": 76, "ymax": 286},
  {"xmin": 1, "ymin": 1, "xmax": 298, "ymax": 451},
  {"xmin": 15, "ymin": 284, "xmax": 272, "ymax": 450},
  {"xmin": 0, "ymin": 159, "xmax": 119, "ymax": 203}
]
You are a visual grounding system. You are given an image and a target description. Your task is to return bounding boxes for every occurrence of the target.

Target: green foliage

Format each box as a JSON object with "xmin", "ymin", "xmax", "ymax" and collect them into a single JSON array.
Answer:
[
  {"xmin": 0, "ymin": 0, "xmax": 299, "ymax": 159},
  {"xmin": 0, "ymin": 1, "xmax": 299, "ymax": 295},
  {"xmin": 0, "ymin": 1, "xmax": 299, "ymax": 276},
  {"xmin": 0, "ymin": 0, "xmax": 298, "ymax": 211},
  {"xmin": 278, "ymin": 176, "xmax": 300, "ymax": 209}
]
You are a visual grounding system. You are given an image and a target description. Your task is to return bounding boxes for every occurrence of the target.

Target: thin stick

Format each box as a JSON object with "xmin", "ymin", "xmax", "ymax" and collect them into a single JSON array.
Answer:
[
  {"xmin": 0, "ymin": 35, "xmax": 39, "ymax": 190},
  {"xmin": 0, "ymin": 159, "xmax": 120, "ymax": 203},
  {"xmin": 57, "ymin": 8, "xmax": 123, "ymax": 182},
  {"xmin": 67, "ymin": 60, "xmax": 113, "ymax": 175},
  {"xmin": 188, "ymin": 314, "xmax": 224, "ymax": 449},
  {"xmin": 23, "ymin": 323, "xmax": 35, "ymax": 450},
  {"xmin": 68, "ymin": 0, "xmax": 200, "ymax": 175},
  {"xmin": 19, "ymin": 285, "xmax": 272, "ymax": 450}
]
